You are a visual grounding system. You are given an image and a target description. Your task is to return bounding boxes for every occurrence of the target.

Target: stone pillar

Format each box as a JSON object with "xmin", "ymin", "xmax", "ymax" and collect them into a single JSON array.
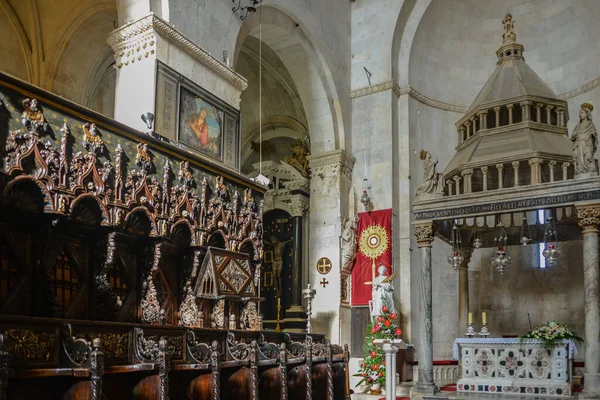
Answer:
[
  {"xmin": 494, "ymin": 106, "xmax": 501, "ymax": 127},
  {"xmin": 496, "ymin": 164, "xmax": 504, "ymax": 189},
  {"xmin": 285, "ymin": 199, "xmax": 309, "ymax": 331},
  {"xmin": 549, "ymin": 160, "xmax": 556, "ymax": 182},
  {"xmin": 528, "ymin": 158, "xmax": 542, "ymax": 185},
  {"xmin": 306, "ymin": 150, "xmax": 355, "ymax": 341},
  {"xmin": 562, "ymin": 162, "xmax": 570, "ymax": 181},
  {"xmin": 512, "ymin": 161, "xmax": 520, "ymax": 187},
  {"xmin": 458, "ymin": 247, "xmax": 473, "ymax": 334},
  {"xmin": 507, "ymin": 104, "xmax": 514, "ymax": 124},
  {"xmin": 546, "ymin": 105, "xmax": 554, "ymax": 125},
  {"xmin": 470, "ymin": 116, "xmax": 477, "ymax": 135},
  {"xmin": 520, "ymin": 100, "xmax": 532, "ymax": 121},
  {"xmin": 481, "ymin": 166, "xmax": 488, "ymax": 191},
  {"xmin": 557, "ymin": 107, "xmax": 566, "ymax": 127},
  {"xmin": 461, "ymin": 169, "xmax": 472, "ymax": 193},
  {"xmin": 465, "ymin": 121, "xmax": 471, "ymax": 138},
  {"xmin": 575, "ymin": 203, "xmax": 600, "ymax": 398},
  {"xmin": 446, "ymin": 180, "xmax": 454, "ymax": 196},
  {"xmin": 459, "ymin": 126, "xmax": 466, "ymax": 143},
  {"xmin": 535, "ymin": 104, "xmax": 543, "ymax": 123},
  {"xmin": 412, "ymin": 221, "xmax": 438, "ymax": 395},
  {"xmin": 453, "ymin": 175, "xmax": 462, "ymax": 195}
]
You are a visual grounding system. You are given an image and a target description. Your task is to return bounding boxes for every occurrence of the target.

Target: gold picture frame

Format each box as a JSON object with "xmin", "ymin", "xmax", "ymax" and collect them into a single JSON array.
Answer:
[
  {"xmin": 263, "ymin": 250, "xmax": 273, "ymax": 263},
  {"xmin": 264, "ymin": 271, "xmax": 273, "ymax": 287}
]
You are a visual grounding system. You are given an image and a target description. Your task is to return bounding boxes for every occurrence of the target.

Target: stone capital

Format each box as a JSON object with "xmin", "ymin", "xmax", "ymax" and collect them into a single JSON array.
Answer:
[
  {"xmin": 413, "ymin": 221, "xmax": 437, "ymax": 248},
  {"xmin": 289, "ymin": 198, "xmax": 309, "ymax": 217},
  {"xmin": 528, "ymin": 158, "xmax": 543, "ymax": 166},
  {"xmin": 307, "ymin": 149, "xmax": 356, "ymax": 181},
  {"xmin": 576, "ymin": 203, "xmax": 600, "ymax": 233}
]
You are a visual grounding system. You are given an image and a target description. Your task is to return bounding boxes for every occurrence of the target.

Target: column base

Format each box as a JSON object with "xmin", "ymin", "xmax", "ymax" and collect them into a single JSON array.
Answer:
[
  {"xmin": 583, "ymin": 373, "xmax": 600, "ymax": 399},
  {"xmin": 411, "ymin": 382, "xmax": 438, "ymax": 396}
]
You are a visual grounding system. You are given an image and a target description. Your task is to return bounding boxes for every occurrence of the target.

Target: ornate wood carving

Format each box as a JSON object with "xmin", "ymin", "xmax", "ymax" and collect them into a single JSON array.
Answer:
[
  {"xmin": 186, "ymin": 330, "xmax": 212, "ymax": 364},
  {"xmin": 3, "ymin": 328, "xmax": 55, "ymax": 363},
  {"xmin": 133, "ymin": 328, "xmax": 182, "ymax": 363},
  {"xmin": 89, "ymin": 338, "xmax": 104, "ymax": 400},
  {"xmin": 158, "ymin": 338, "xmax": 171, "ymax": 400},
  {"xmin": 211, "ymin": 340, "xmax": 220, "ymax": 400},
  {"xmin": 0, "ymin": 334, "xmax": 8, "ymax": 400},
  {"xmin": 141, "ymin": 243, "xmax": 165, "ymax": 324},
  {"xmin": 284, "ymin": 333, "xmax": 305, "ymax": 358},
  {"xmin": 226, "ymin": 332, "xmax": 250, "ymax": 361},
  {"xmin": 250, "ymin": 339, "xmax": 259, "ymax": 400},
  {"xmin": 257, "ymin": 334, "xmax": 278, "ymax": 360},
  {"xmin": 305, "ymin": 335, "xmax": 313, "ymax": 400},
  {"xmin": 279, "ymin": 343, "xmax": 288, "ymax": 400},
  {"xmin": 62, "ymin": 324, "xmax": 94, "ymax": 366},
  {"xmin": 326, "ymin": 341, "xmax": 333, "ymax": 400},
  {"xmin": 179, "ymin": 250, "xmax": 203, "ymax": 327}
]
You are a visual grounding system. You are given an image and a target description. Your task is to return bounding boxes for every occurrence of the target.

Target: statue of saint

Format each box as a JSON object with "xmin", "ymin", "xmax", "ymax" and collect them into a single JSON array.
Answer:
[
  {"xmin": 341, "ymin": 217, "xmax": 358, "ymax": 271},
  {"xmin": 371, "ymin": 265, "xmax": 395, "ymax": 318},
  {"xmin": 265, "ymin": 236, "xmax": 292, "ymax": 297},
  {"xmin": 21, "ymin": 98, "xmax": 48, "ymax": 135},
  {"xmin": 284, "ymin": 138, "xmax": 310, "ymax": 177},
  {"xmin": 572, "ymin": 103, "xmax": 598, "ymax": 177},
  {"xmin": 415, "ymin": 150, "xmax": 444, "ymax": 198},
  {"xmin": 502, "ymin": 13, "xmax": 517, "ymax": 43}
]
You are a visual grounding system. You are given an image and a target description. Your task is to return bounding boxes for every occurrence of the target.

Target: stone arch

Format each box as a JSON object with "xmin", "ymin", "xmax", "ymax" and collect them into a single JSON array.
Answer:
[
  {"xmin": 3, "ymin": 176, "xmax": 54, "ymax": 212},
  {"xmin": 0, "ymin": 1, "xmax": 33, "ymax": 82},
  {"xmin": 124, "ymin": 206, "xmax": 157, "ymax": 236},
  {"xmin": 69, "ymin": 193, "xmax": 110, "ymax": 226},
  {"xmin": 233, "ymin": 6, "xmax": 344, "ymax": 153}
]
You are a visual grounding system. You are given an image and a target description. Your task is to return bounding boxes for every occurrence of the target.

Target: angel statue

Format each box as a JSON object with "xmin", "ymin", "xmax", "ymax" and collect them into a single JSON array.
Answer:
[
  {"xmin": 341, "ymin": 217, "xmax": 358, "ymax": 271},
  {"xmin": 415, "ymin": 150, "xmax": 444, "ymax": 198},
  {"xmin": 83, "ymin": 123, "xmax": 104, "ymax": 155},
  {"xmin": 135, "ymin": 143, "xmax": 153, "ymax": 173},
  {"xmin": 21, "ymin": 98, "xmax": 48, "ymax": 135},
  {"xmin": 284, "ymin": 138, "xmax": 310, "ymax": 177},
  {"xmin": 370, "ymin": 265, "xmax": 396, "ymax": 319},
  {"xmin": 572, "ymin": 102, "xmax": 598, "ymax": 177}
]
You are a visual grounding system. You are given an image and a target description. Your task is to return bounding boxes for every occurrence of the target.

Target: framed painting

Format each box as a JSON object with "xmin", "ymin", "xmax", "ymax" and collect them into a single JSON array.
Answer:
[{"xmin": 178, "ymin": 87, "xmax": 224, "ymax": 161}]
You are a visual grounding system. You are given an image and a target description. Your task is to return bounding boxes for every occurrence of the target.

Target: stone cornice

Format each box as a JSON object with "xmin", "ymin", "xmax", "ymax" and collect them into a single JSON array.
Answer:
[
  {"xmin": 107, "ymin": 13, "xmax": 247, "ymax": 91},
  {"xmin": 352, "ymin": 77, "xmax": 600, "ymax": 114}
]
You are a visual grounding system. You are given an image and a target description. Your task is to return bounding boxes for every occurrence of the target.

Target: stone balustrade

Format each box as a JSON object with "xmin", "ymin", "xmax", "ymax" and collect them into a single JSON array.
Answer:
[{"xmin": 445, "ymin": 158, "xmax": 574, "ymax": 196}]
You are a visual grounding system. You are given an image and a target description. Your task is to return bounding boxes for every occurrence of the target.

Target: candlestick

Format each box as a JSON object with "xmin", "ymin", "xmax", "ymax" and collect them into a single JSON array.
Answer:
[
  {"xmin": 466, "ymin": 323, "xmax": 476, "ymax": 338},
  {"xmin": 302, "ymin": 284, "xmax": 316, "ymax": 333},
  {"xmin": 482, "ymin": 312, "xmax": 487, "ymax": 324},
  {"xmin": 479, "ymin": 323, "xmax": 490, "ymax": 337},
  {"xmin": 468, "ymin": 312, "xmax": 473, "ymax": 324},
  {"xmin": 275, "ymin": 297, "xmax": 281, "ymax": 332}
]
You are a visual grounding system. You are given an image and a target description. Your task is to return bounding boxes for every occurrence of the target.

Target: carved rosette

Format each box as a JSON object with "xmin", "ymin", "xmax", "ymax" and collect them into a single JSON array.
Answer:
[
  {"xmin": 413, "ymin": 221, "xmax": 437, "ymax": 248},
  {"xmin": 576, "ymin": 203, "xmax": 600, "ymax": 233}
]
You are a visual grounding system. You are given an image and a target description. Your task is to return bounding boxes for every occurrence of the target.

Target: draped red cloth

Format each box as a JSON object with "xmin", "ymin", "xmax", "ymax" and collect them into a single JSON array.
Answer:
[{"xmin": 351, "ymin": 208, "xmax": 392, "ymax": 305}]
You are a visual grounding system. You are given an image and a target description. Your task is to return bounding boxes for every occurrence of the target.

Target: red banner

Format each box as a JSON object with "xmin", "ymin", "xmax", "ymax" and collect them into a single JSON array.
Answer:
[{"xmin": 351, "ymin": 208, "xmax": 392, "ymax": 305}]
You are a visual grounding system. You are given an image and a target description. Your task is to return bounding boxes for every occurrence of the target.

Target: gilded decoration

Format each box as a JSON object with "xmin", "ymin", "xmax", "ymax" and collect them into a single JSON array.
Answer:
[{"xmin": 4, "ymin": 329, "xmax": 55, "ymax": 362}]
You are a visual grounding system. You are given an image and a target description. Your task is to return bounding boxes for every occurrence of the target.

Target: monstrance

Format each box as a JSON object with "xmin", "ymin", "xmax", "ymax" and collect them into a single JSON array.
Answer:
[{"xmin": 359, "ymin": 224, "xmax": 390, "ymax": 285}]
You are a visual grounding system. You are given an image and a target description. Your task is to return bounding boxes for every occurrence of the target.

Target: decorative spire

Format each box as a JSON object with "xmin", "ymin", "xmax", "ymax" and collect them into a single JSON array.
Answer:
[{"xmin": 502, "ymin": 13, "xmax": 517, "ymax": 44}]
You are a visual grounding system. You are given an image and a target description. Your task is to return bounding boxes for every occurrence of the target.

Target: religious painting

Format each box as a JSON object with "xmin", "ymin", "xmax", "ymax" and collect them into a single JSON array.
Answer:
[{"xmin": 178, "ymin": 87, "xmax": 224, "ymax": 161}]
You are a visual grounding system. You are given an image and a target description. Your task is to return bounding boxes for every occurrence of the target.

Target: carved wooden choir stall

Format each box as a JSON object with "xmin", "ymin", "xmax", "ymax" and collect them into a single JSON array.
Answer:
[{"xmin": 0, "ymin": 72, "xmax": 349, "ymax": 399}]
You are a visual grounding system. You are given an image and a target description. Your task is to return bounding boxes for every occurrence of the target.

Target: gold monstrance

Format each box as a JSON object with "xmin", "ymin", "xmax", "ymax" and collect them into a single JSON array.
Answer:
[{"xmin": 359, "ymin": 224, "xmax": 390, "ymax": 285}]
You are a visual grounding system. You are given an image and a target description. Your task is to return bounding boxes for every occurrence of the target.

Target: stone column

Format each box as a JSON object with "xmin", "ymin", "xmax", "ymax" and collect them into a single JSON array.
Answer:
[
  {"xmin": 549, "ymin": 160, "xmax": 557, "ymax": 182},
  {"xmin": 494, "ymin": 107, "xmax": 501, "ymax": 127},
  {"xmin": 528, "ymin": 158, "xmax": 542, "ymax": 185},
  {"xmin": 458, "ymin": 248, "xmax": 473, "ymax": 334},
  {"xmin": 576, "ymin": 203, "xmax": 600, "ymax": 398},
  {"xmin": 497, "ymin": 164, "xmax": 504, "ymax": 189},
  {"xmin": 461, "ymin": 169, "xmax": 472, "ymax": 193},
  {"xmin": 470, "ymin": 116, "xmax": 477, "ymax": 135},
  {"xmin": 465, "ymin": 121, "xmax": 471, "ymax": 138},
  {"xmin": 412, "ymin": 221, "xmax": 438, "ymax": 395},
  {"xmin": 557, "ymin": 107, "xmax": 566, "ymax": 127},
  {"xmin": 285, "ymin": 199, "xmax": 309, "ymax": 331},
  {"xmin": 446, "ymin": 180, "xmax": 454, "ymax": 196},
  {"xmin": 481, "ymin": 166, "xmax": 488, "ymax": 191},
  {"xmin": 562, "ymin": 162, "xmax": 570, "ymax": 181},
  {"xmin": 453, "ymin": 176, "xmax": 462, "ymax": 195},
  {"xmin": 511, "ymin": 161, "xmax": 520, "ymax": 187},
  {"xmin": 546, "ymin": 105, "xmax": 554, "ymax": 125},
  {"xmin": 535, "ymin": 104, "xmax": 543, "ymax": 123},
  {"xmin": 459, "ymin": 126, "xmax": 466, "ymax": 143},
  {"xmin": 520, "ymin": 100, "xmax": 532, "ymax": 121},
  {"xmin": 507, "ymin": 104, "xmax": 514, "ymax": 124}
]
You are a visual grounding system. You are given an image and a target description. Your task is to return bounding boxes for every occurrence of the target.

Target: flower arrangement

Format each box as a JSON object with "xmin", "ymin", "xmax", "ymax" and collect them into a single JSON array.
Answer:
[
  {"xmin": 520, "ymin": 321, "xmax": 583, "ymax": 349},
  {"xmin": 354, "ymin": 305, "xmax": 403, "ymax": 389}
]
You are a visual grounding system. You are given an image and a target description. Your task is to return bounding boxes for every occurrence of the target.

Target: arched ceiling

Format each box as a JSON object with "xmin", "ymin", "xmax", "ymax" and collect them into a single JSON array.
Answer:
[{"xmin": 409, "ymin": 0, "xmax": 600, "ymax": 107}]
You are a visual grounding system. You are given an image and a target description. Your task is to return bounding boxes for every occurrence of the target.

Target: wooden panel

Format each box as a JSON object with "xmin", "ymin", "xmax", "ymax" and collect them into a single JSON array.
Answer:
[{"xmin": 351, "ymin": 306, "xmax": 370, "ymax": 356}]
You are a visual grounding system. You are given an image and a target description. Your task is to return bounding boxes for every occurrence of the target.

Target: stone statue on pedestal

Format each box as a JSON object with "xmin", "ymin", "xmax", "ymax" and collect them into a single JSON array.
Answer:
[
  {"xmin": 341, "ymin": 217, "xmax": 358, "ymax": 271},
  {"xmin": 415, "ymin": 150, "xmax": 444, "ymax": 198},
  {"xmin": 371, "ymin": 265, "xmax": 395, "ymax": 318},
  {"xmin": 572, "ymin": 102, "xmax": 598, "ymax": 177}
]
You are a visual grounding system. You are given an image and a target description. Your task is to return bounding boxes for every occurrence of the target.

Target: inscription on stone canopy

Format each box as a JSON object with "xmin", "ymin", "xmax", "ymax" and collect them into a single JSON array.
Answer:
[{"xmin": 414, "ymin": 189, "xmax": 600, "ymax": 220}]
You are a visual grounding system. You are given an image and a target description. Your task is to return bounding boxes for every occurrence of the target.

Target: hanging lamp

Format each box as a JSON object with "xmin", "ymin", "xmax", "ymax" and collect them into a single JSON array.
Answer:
[
  {"xmin": 520, "ymin": 212, "xmax": 532, "ymax": 246},
  {"xmin": 491, "ymin": 221, "xmax": 511, "ymax": 274},
  {"xmin": 542, "ymin": 216, "xmax": 559, "ymax": 268},
  {"xmin": 448, "ymin": 223, "xmax": 464, "ymax": 270}
]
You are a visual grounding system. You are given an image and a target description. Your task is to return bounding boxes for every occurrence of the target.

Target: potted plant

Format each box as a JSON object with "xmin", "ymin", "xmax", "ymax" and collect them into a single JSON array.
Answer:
[{"xmin": 354, "ymin": 304, "xmax": 402, "ymax": 394}]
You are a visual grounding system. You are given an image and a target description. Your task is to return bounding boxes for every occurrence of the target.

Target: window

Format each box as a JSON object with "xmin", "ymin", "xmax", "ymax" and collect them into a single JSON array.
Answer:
[{"xmin": 50, "ymin": 250, "xmax": 80, "ymax": 309}]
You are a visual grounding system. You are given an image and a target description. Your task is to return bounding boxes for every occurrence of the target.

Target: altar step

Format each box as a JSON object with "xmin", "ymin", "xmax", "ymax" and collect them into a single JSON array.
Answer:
[{"xmin": 422, "ymin": 392, "xmax": 579, "ymax": 400}]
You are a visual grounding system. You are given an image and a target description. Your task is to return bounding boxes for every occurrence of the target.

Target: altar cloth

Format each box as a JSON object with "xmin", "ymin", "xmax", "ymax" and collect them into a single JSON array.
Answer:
[{"xmin": 453, "ymin": 338, "xmax": 579, "ymax": 360}]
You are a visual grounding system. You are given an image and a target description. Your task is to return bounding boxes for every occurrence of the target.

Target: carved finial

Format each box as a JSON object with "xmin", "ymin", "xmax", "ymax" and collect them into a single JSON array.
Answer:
[
  {"xmin": 502, "ymin": 13, "xmax": 517, "ymax": 44},
  {"xmin": 92, "ymin": 337, "xmax": 102, "ymax": 350}
]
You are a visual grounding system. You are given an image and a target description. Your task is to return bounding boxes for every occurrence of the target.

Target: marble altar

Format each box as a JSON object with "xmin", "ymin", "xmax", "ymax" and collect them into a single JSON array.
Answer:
[{"xmin": 454, "ymin": 338, "xmax": 577, "ymax": 397}]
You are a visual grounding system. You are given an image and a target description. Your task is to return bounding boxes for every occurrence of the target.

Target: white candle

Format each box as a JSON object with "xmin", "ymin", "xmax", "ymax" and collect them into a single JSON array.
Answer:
[
  {"xmin": 468, "ymin": 312, "xmax": 473, "ymax": 324},
  {"xmin": 482, "ymin": 312, "xmax": 487, "ymax": 324}
]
